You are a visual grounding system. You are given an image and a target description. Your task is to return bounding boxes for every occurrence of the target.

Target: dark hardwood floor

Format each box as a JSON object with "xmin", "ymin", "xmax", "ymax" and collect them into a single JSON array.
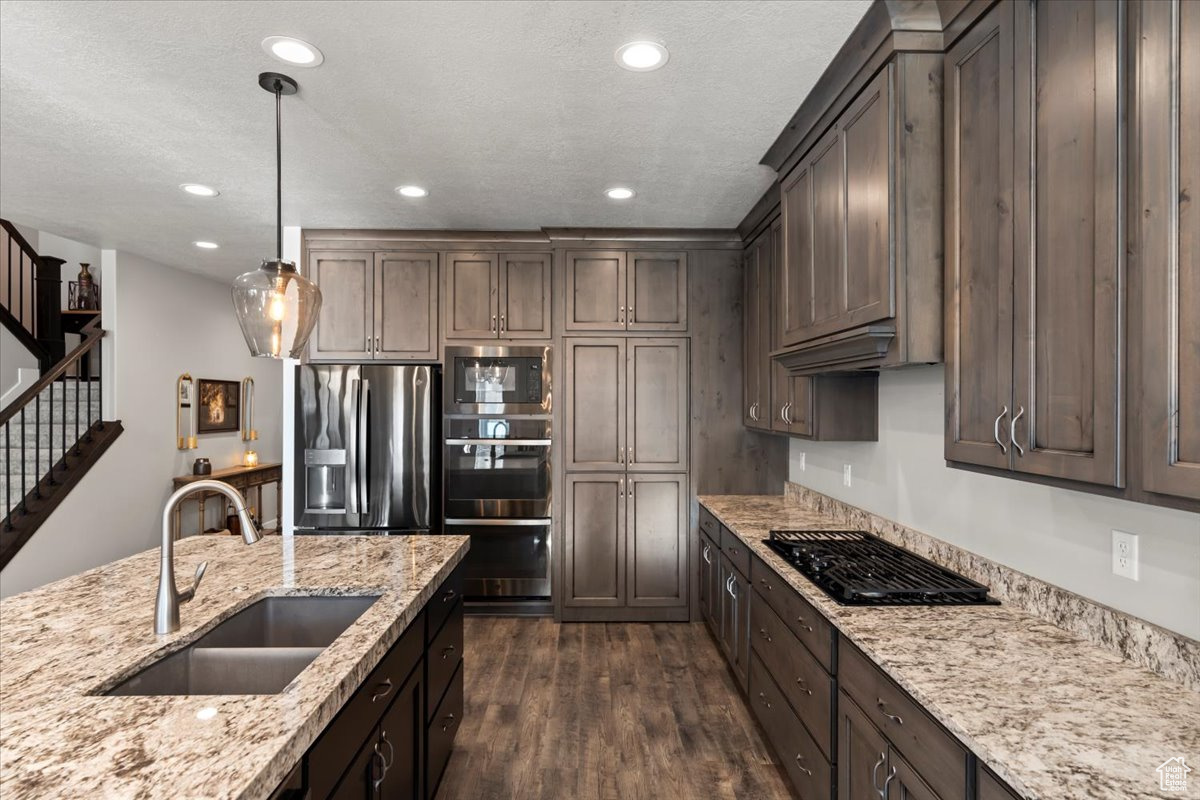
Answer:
[{"xmin": 435, "ymin": 618, "xmax": 795, "ymax": 800}]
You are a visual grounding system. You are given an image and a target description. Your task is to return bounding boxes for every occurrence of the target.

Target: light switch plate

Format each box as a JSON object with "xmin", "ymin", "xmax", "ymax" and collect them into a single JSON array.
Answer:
[
  {"xmin": 843, "ymin": 464, "xmax": 852, "ymax": 487},
  {"xmin": 1112, "ymin": 530, "xmax": 1139, "ymax": 580}
]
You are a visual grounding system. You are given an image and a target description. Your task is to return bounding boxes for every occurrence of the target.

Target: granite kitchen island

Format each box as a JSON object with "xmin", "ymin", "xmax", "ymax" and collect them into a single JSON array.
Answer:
[{"xmin": 0, "ymin": 534, "xmax": 468, "ymax": 799}]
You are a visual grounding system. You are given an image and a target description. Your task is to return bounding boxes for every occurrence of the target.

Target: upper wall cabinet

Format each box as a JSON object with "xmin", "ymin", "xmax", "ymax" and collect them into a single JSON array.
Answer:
[
  {"xmin": 444, "ymin": 251, "xmax": 551, "ymax": 341},
  {"xmin": 1135, "ymin": 0, "xmax": 1200, "ymax": 501},
  {"xmin": 308, "ymin": 250, "xmax": 438, "ymax": 362},
  {"xmin": 564, "ymin": 250, "xmax": 687, "ymax": 333},
  {"xmin": 743, "ymin": 229, "xmax": 773, "ymax": 430},
  {"xmin": 945, "ymin": 0, "xmax": 1123, "ymax": 487},
  {"xmin": 775, "ymin": 55, "xmax": 943, "ymax": 373}
]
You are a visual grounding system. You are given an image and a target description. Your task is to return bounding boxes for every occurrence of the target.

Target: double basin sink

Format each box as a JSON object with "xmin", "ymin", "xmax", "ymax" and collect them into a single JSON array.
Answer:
[{"xmin": 105, "ymin": 595, "xmax": 380, "ymax": 696}]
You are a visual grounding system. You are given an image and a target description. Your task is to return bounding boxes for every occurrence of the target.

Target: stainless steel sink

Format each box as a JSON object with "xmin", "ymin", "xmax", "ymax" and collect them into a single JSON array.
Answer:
[{"xmin": 104, "ymin": 595, "xmax": 380, "ymax": 696}]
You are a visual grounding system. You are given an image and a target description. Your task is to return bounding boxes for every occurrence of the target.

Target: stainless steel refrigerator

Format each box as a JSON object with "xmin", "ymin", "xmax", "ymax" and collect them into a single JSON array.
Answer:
[{"xmin": 294, "ymin": 364, "xmax": 438, "ymax": 533}]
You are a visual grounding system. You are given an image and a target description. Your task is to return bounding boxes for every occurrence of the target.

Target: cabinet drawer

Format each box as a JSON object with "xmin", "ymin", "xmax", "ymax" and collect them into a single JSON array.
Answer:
[
  {"xmin": 427, "ymin": 564, "xmax": 464, "ymax": 644},
  {"xmin": 750, "ymin": 555, "xmax": 835, "ymax": 671},
  {"xmin": 839, "ymin": 641, "xmax": 967, "ymax": 800},
  {"xmin": 719, "ymin": 525, "xmax": 751, "ymax": 577},
  {"xmin": 426, "ymin": 660, "xmax": 465, "ymax": 799},
  {"xmin": 699, "ymin": 506, "xmax": 720, "ymax": 540},
  {"xmin": 426, "ymin": 599, "xmax": 464, "ymax": 721},
  {"xmin": 749, "ymin": 652, "xmax": 833, "ymax": 800},
  {"xmin": 308, "ymin": 610, "xmax": 425, "ymax": 800},
  {"xmin": 750, "ymin": 589, "xmax": 834, "ymax": 758}
]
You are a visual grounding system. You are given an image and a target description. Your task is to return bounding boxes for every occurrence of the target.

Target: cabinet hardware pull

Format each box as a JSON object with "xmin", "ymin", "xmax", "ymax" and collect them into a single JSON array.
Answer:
[
  {"xmin": 795, "ymin": 677, "xmax": 812, "ymax": 695},
  {"xmin": 499, "ymin": 314, "xmax": 506, "ymax": 334},
  {"xmin": 757, "ymin": 691, "xmax": 772, "ymax": 709},
  {"xmin": 758, "ymin": 628, "xmax": 772, "ymax": 642},
  {"xmin": 370, "ymin": 678, "xmax": 393, "ymax": 702},
  {"xmin": 759, "ymin": 578, "xmax": 772, "ymax": 590},
  {"xmin": 796, "ymin": 616, "xmax": 813, "ymax": 632},
  {"xmin": 378, "ymin": 732, "xmax": 395, "ymax": 769},
  {"xmin": 442, "ymin": 645, "xmax": 457, "ymax": 660},
  {"xmin": 628, "ymin": 304, "xmax": 634, "ymax": 323},
  {"xmin": 491, "ymin": 314, "xmax": 497, "ymax": 332},
  {"xmin": 872, "ymin": 753, "xmax": 886, "ymax": 794},
  {"xmin": 794, "ymin": 754, "xmax": 813, "ymax": 776},
  {"xmin": 993, "ymin": 406, "xmax": 1009, "ymax": 454},
  {"xmin": 1010, "ymin": 405, "xmax": 1025, "ymax": 456},
  {"xmin": 619, "ymin": 305, "xmax": 625, "ymax": 325},
  {"xmin": 375, "ymin": 336, "xmax": 381, "ymax": 352},
  {"xmin": 366, "ymin": 336, "xmax": 373, "ymax": 353},
  {"xmin": 882, "ymin": 765, "xmax": 898, "ymax": 796},
  {"xmin": 702, "ymin": 544, "xmax": 711, "ymax": 564},
  {"xmin": 876, "ymin": 698, "xmax": 904, "ymax": 725},
  {"xmin": 371, "ymin": 748, "xmax": 387, "ymax": 791},
  {"xmin": 441, "ymin": 713, "xmax": 457, "ymax": 732},
  {"xmin": 443, "ymin": 589, "xmax": 457, "ymax": 603}
]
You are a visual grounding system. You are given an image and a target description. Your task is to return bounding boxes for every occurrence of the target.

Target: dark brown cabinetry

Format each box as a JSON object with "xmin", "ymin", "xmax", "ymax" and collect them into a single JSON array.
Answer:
[
  {"xmin": 308, "ymin": 250, "xmax": 439, "ymax": 362},
  {"xmin": 744, "ymin": 227, "xmax": 773, "ymax": 429},
  {"xmin": 565, "ymin": 250, "xmax": 687, "ymax": 332},
  {"xmin": 718, "ymin": 550, "xmax": 750, "ymax": 692},
  {"xmin": 444, "ymin": 252, "xmax": 552, "ymax": 341},
  {"xmin": 945, "ymin": 0, "xmax": 1123, "ymax": 487}
]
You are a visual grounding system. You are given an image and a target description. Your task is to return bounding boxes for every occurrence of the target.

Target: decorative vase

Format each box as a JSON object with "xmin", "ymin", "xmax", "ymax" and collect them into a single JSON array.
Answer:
[
  {"xmin": 192, "ymin": 457, "xmax": 212, "ymax": 476},
  {"xmin": 76, "ymin": 263, "xmax": 98, "ymax": 309}
]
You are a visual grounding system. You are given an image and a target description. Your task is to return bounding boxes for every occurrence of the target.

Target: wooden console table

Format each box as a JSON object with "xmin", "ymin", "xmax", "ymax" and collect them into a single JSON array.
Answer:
[{"xmin": 171, "ymin": 462, "xmax": 283, "ymax": 537}]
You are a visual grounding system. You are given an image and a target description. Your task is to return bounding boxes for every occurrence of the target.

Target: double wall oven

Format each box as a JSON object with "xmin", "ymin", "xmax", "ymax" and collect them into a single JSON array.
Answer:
[{"xmin": 443, "ymin": 345, "xmax": 552, "ymax": 614}]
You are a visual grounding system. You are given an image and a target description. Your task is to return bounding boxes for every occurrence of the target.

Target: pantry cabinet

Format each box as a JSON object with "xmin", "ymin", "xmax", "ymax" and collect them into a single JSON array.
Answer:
[
  {"xmin": 443, "ymin": 251, "xmax": 551, "ymax": 341},
  {"xmin": 564, "ymin": 250, "xmax": 687, "ymax": 332}
]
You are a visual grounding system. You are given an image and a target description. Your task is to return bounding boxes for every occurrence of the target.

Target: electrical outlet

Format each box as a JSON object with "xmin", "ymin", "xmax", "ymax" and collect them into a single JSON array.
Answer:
[
  {"xmin": 797, "ymin": 452, "xmax": 806, "ymax": 471},
  {"xmin": 1112, "ymin": 530, "xmax": 1139, "ymax": 580},
  {"xmin": 843, "ymin": 464, "xmax": 852, "ymax": 487}
]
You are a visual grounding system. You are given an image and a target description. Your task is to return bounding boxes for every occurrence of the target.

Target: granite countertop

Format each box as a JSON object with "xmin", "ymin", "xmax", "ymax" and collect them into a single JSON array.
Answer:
[
  {"xmin": 0, "ymin": 534, "xmax": 468, "ymax": 800},
  {"xmin": 698, "ymin": 494, "xmax": 1200, "ymax": 800}
]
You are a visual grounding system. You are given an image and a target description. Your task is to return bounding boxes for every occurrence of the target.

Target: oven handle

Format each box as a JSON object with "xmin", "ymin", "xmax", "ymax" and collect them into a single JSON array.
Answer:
[
  {"xmin": 445, "ymin": 438, "xmax": 551, "ymax": 447},
  {"xmin": 444, "ymin": 518, "xmax": 552, "ymax": 527}
]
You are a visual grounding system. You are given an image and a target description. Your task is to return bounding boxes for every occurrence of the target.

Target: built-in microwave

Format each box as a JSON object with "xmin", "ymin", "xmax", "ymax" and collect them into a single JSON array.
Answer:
[{"xmin": 443, "ymin": 345, "xmax": 552, "ymax": 416}]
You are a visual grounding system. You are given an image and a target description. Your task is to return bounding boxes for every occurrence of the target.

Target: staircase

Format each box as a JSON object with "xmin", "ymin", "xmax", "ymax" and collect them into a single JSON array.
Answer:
[{"xmin": 0, "ymin": 219, "xmax": 123, "ymax": 570}]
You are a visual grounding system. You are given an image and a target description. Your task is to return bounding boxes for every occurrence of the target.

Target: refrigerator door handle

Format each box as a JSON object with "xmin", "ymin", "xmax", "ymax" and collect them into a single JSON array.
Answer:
[
  {"xmin": 346, "ymin": 378, "xmax": 361, "ymax": 514},
  {"xmin": 358, "ymin": 379, "xmax": 370, "ymax": 514}
]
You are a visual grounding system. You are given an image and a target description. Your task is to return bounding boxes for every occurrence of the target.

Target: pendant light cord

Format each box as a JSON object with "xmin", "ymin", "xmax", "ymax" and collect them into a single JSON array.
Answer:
[{"xmin": 275, "ymin": 80, "xmax": 283, "ymax": 262}]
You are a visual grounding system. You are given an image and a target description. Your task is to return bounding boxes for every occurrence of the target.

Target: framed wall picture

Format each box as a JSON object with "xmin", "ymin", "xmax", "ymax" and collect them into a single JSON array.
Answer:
[{"xmin": 196, "ymin": 378, "xmax": 240, "ymax": 434}]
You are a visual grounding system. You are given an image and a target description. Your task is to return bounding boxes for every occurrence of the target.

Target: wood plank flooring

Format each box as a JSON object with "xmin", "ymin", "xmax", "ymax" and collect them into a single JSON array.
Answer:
[{"xmin": 435, "ymin": 618, "xmax": 795, "ymax": 800}]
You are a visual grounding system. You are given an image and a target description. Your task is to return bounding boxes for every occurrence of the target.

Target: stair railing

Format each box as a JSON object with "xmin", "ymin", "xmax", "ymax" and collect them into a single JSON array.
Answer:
[{"xmin": 1, "ymin": 218, "xmax": 64, "ymax": 371}]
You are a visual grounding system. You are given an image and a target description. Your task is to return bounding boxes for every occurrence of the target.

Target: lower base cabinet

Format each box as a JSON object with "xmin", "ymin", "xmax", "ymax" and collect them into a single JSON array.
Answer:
[{"xmin": 275, "ymin": 565, "xmax": 465, "ymax": 800}]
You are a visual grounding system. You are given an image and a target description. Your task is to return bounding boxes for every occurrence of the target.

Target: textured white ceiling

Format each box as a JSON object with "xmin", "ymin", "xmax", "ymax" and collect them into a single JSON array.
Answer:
[{"xmin": 0, "ymin": 0, "xmax": 869, "ymax": 279}]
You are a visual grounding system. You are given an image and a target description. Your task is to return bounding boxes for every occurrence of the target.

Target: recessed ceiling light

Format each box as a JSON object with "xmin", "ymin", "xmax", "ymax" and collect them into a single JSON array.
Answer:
[
  {"xmin": 615, "ymin": 41, "xmax": 669, "ymax": 72},
  {"xmin": 194, "ymin": 241, "xmax": 219, "ymax": 249},
  {"xmin": 605, "ymin": 187, "xmax": 635, "ymax": 200},
  {"xmin": 262, "ymin": 36, "xmax": 324, "ymax": 67},
  {"xmin": 180, "ymin": 183, "xmax": 219, "ymax": 197},
  {"xmin": 396, "ymin": 185, "xmax": 428, "ymax": 198}
]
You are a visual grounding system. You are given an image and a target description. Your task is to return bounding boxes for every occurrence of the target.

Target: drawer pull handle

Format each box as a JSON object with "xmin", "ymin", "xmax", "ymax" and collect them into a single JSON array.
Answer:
[
  {"xmin": 795, "ymin": 677, "xmax": 813, "ymax": 696},
  {"xmin": 872, "ymin": 753, "xmax": 886, "ymax": 793},
  {"xmin": 378, "ymin": 732, "xmax": 395, "ymax": 769},
  {"xmin": 759, "ymin": 578, "xmax": 772, "ymax": 591},
  {"xmin": 796, "ymin": 616, "xmax": 814, "ymax": 633},
  {"xmin": 876, "ymin": 698, "xmax": 904, "ymax": 725},
  {"xmin": 443, "ymin": 589, "xmax": 457, "ymax": 603},
  {"xmin": 757, "ymin": 691, "xmax": 772, "ymax": 710},
  {"xmin": 758, "ymin": 628, "xmax": 772, "ymax": 643},
  {"xmin": 441, "ymin": 713, "xmax": 457, "ymax": 732},
  {"xmin": 794, "ymin": 754, "xmax": 813, "ymax": 776},
  {"xmin": 442, "ymin": 645, "xmax": 457, "ymax": 660},
  {"xmin": 371, "ymin": 677, "xmax": 394, "ymax": 703}
]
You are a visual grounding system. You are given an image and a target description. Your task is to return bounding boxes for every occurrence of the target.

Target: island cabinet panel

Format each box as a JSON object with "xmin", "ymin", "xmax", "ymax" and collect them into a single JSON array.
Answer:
[
  {"xmin": 498, "ymin": 252, "xmax": 552, "ymax": 339},
  {"xmin": 443, "ymin": 252, "xmax": 500, "ymax": 340},
  {"xmin": 426, "ymin": 661, "xmax": 464, "ymax": 799},
  {"xmin": 309, "ymin": 251, "xmax": 374, "ymax": 360},
  {"xmin": 977, "ymin": 764, "xmax": 1022, "ymax": 800},
  {"xmin": 563, "ymin": 473, "xmax": 625, "ymax": 607},
  {"xmin": 378, "ymin": 662, "xmax": 424, "ymax": 800},
  {"xmin": 426, "ymin": 599, "xmax": 464, "ymax": 722},
  {"xmin": 1135, "ymin": 0, "xmax": 1200, "ymax": 502},
  {"xmin": 376, "ymin": 252, "xmax": 439, "ymax": 360}
]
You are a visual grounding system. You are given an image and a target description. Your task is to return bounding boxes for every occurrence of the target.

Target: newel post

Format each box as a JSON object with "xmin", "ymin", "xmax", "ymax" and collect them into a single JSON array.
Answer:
[{"xmin": 34, "ymin": 255, "xmax": 65, "ymax": 371}]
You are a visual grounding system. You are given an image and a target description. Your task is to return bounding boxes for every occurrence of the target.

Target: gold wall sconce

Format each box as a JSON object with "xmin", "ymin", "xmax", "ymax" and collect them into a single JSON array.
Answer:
[
  {"xmin": 177, "ymin": 373, "xmax": 197, "ymax": 450},
  {"xmin": 241, "ymin": 377, "xmax": 258, "ymax": 442}
]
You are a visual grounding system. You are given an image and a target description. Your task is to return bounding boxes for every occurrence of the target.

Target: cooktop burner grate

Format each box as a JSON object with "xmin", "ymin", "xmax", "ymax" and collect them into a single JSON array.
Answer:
[{"xmin": 763, "ymin": 530, "xmax": 999, "ymax": 606}]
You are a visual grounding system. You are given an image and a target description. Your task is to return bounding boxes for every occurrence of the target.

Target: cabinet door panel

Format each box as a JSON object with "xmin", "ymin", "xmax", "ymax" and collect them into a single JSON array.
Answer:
[
  {"xmin": 770, "ymin": 360, "xmax": 793, "ymax": 434},
  {"xmin": 628, "ymin": 338, "xmax": 688, "ymax": 471},
  {"xmin": 499, "ymin": 253, "xmax": 551, "ymax": 339},
  {"xmin": 841, "ymin": 66, "xmax": 894, "ymax": 328},
  {"xmin": 886, "ymin": 748, "xmax": 941, "ymax": 800},
  {"xmin": 563, "ymin": 474, "xmax": 625, "ymax": 607},
  {"xmin": 378, "ymin": 661, "xmax": 423, "ymax": 800},
  {"xmin": 1012, "ymin": 0, "xmax": 1121, "ymax": 486},
  {"xmin": 788, "ymin": 375, "xmax": 814, "ymax": 437},
  {"xmin": 309, "ymin": 250, "xmax": 373, "ymax": 360},
  {"xmin": 626, "ymin": 474, "xmax": 687, "ymax": 607},
  {"xmin": 944, "ymin": 0, "xmax": 1016, "ymax": 469},
  {"xmin": 628, "ymin": 251, "xmax": 687, "ymax": 331},
  {"xmin": 744, "ymin": 233, "xmax": 771, "ymax": 430},
  {"xmin": 563, "ymin": 338, "xmax": 625, "ymax": 470},
  {"xmin": 565, "ymin": 251, "xmax": 626, "ymax": 331},
  {"xmin": 838, "ymin": 691, "xmax": 890, "ymax": 800},
  {"xmin": 781, "ymin": 162, "xmax": 814, "ymax": 345},
  {"xmin": 743, "ymin": 246, "xmax": 761, "ymax": 427},
  {"xmin": 1137, "ymin": 0, "xmax": 1200, "ymax": 500},
  {"xmin": 809, "ymin": 128, "xmax": 846, "ymax": 335},
  {"xmin": 375, "ymin": 252, "xmax": 438, "ymax": 360},
  {"xmin": 444, "ymin": 252, "xmax": 499, "ymax": 340}
]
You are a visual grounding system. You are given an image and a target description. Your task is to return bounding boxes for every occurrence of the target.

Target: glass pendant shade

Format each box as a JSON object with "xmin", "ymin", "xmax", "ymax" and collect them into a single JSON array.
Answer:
[{"xmin": 232, "ymin": 259, "xmax": 321, "ymax": 359}]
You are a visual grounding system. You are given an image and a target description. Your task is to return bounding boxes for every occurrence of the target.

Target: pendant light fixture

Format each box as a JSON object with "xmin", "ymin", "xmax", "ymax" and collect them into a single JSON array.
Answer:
[{"xmin": 231, "ymin": 72, "xmax": 321, "ymax": 359}]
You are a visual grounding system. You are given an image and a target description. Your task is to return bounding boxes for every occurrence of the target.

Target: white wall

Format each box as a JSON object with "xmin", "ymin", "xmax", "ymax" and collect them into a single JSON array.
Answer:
[
  {"xmin": 789, "ymin": 366, "xmax": 1200, "ymax": 639},
  {"xmin": 0, "ymin": 248, "xmax": 282, "ymax": 597},
  {"xmin": 0, "ymin": 323, "xmax": 37, "ymax": 398}
]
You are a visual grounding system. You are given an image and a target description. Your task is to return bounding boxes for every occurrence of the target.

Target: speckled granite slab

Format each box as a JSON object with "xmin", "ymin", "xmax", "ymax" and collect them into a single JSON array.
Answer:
[
  {"xmin": 782, "ymin": 481, "xmax": 1200, "ymax": 691},
  {"xmin": 0, "ymin": 535, "xmax": 468, "ymax": 800},
  {"xmin": 699, "ymin": 493, "xmax": 1200, "ymax": 800}
]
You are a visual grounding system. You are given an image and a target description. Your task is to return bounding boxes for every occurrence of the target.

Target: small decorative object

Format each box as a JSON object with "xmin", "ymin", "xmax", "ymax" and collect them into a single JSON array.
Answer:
[
  {"xmin": 192, "ymin": 457, "xmax": 212, "ymax": 476},
  {"xmin": 240, "ymin": 377, "xmax": 258, "ymax": 441},
  {"xmin": 196, "ymin": 378, "xmax": 240, "ymax": 434},
  {"xmin": 243, "ymin": 449, "xmax": 259, "ymax": 468},
  {"xmin": 176, "ymin": 374, "xmax": 197, "ymax": 449},
  {"xmin": 231, "ymin": 72, "xmax": 322, "ymax": 359},
  {"xmin": 68, "ymin": 263, "xmax": 100, "ymax": 310}
]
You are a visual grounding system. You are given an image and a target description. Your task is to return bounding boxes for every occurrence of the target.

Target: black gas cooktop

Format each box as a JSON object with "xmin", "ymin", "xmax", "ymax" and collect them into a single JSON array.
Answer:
[{"xmin": 763, "ymin": 530, "xmax": 1000, "ymax": 606}]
